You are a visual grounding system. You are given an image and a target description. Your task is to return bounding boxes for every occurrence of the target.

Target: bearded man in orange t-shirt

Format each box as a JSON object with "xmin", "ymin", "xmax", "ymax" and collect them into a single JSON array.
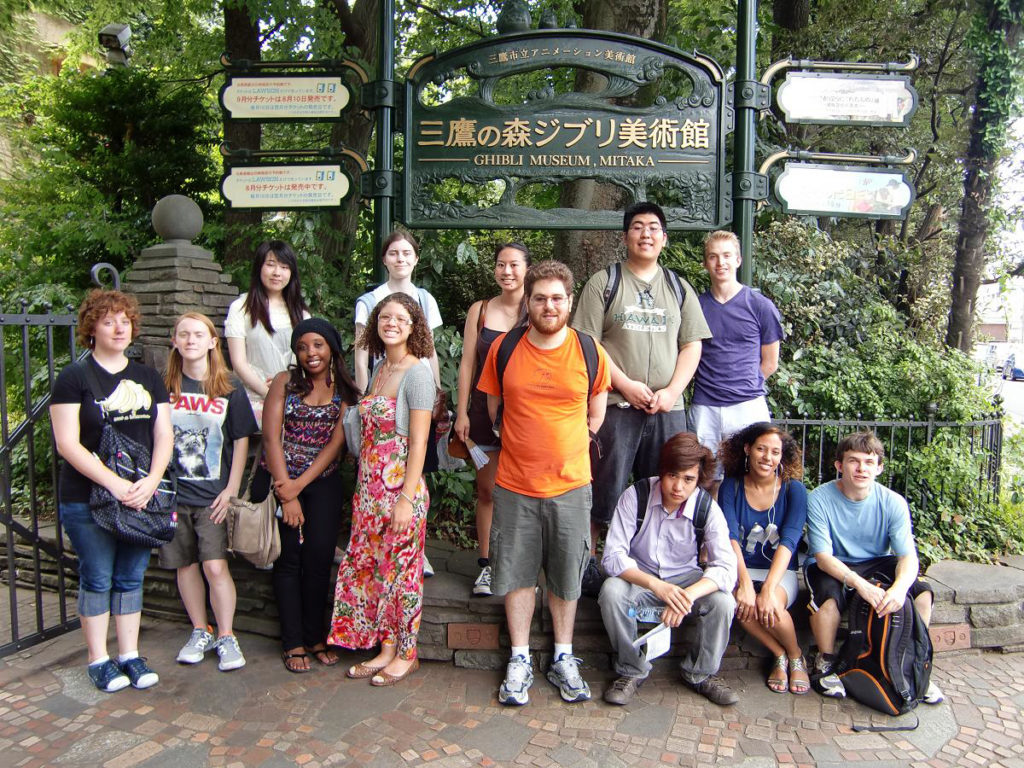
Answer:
[{"xmin": 477, "ymin": 260, "xmax": 611, "ymax": 707}]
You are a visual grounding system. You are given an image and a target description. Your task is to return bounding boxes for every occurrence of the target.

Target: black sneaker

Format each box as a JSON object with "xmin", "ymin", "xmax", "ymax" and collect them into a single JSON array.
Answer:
[
  {"xmin": 682, "ymin": 675, "xmax": 739, "ymax": 706},
  {"xmin": 580, "ymin": 557, "xmax": 603, "ymax": 598}
]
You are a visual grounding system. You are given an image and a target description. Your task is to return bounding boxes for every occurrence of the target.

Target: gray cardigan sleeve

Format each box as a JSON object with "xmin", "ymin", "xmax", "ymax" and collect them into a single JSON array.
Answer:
[{"xmin": 395, "ymin": 361, "xmax": 436, "ymax": 436}]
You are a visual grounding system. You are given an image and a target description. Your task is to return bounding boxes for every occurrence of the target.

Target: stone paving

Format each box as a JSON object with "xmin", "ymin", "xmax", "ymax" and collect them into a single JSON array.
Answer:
[{"xmin": 1, "ymin": 618, "xmax": 1022, "ymax": 768}]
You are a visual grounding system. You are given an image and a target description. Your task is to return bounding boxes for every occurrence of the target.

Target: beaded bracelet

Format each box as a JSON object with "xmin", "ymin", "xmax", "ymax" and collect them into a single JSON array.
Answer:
[{"xmin": 400, "ymin": 491, "xmax": 415, "ymax": 504}]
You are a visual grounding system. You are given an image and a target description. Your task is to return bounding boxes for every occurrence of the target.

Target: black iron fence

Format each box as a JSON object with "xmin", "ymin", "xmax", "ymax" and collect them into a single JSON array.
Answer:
[
  {"xmin": 775, "ymin": 403, "xmax": 1003, "ymax": 509},
  {"xmin": 0, "ymin": 299, "xmax": 83, "ymax": 656}
]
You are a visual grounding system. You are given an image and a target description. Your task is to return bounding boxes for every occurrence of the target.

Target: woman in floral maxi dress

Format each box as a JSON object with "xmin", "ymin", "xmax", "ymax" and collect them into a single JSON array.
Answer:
[{"xmin": 329, "ymin": 293, "xmax": 435, "ymax": 686}]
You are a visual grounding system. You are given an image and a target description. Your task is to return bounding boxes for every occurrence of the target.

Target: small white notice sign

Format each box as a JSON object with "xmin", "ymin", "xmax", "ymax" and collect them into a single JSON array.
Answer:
[
  {"xmin": 777, "ymin": 72, "xmax": 917, "ymax": 126},
  {"xmin": 220, "ymin": 75, "xmax": 352, "ymax": 120},
  {"xmin": 221, "ymin": 165, "xmax": 351, "ymax": 209}
]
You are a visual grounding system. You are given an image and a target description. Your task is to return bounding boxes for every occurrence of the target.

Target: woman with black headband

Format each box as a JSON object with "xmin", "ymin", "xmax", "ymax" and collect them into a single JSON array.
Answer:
[{"xmin": 259, "ymin": 318, "xmax": 358, "ymax": 673}]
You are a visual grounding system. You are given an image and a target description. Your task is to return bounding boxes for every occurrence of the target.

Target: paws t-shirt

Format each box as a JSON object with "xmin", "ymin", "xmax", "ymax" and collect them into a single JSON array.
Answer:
[{"xmin": 169, "ymin": 376, "xmax": 258, "ymax": 506}]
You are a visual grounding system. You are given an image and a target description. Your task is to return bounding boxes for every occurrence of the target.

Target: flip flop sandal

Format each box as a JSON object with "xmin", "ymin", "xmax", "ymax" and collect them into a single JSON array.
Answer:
[
  {"xmin": 767, "ymin": 654, "xmax": 789, "ymax": 693},
  {"xmin": 282, "ymin": 651, "xmax": 310, "ymax": 674},
  {"xmin": 307, "ymin": 646, "xmax": 340, "ymax": 667},
  {"xmin": 789, "ymin": 656, "xmax": 810, "ymax": 695}
]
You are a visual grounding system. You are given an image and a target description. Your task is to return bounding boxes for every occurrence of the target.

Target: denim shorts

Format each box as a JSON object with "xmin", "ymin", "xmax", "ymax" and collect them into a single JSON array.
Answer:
[{"xmin": 60, "ymin": 501, "xmax": 152, "ymax": 617}]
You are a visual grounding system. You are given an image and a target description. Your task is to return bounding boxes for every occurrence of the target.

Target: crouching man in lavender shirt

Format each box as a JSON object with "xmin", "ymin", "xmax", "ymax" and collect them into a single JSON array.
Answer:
[{"xmin": 598, "ymin": 432, "xmax": 738, "ymax": 706}]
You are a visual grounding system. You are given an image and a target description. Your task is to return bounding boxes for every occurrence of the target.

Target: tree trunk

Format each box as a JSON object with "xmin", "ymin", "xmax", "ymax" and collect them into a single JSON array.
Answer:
[
  {"xmin": 554, "ymin": 0, "xmax": 666, "ymax": 282},
  {"xmin": 771, "ymin": 0, "xmax": 810, "ymax": 60},
  {"xmin": 946, "ymin": 0, "xmax": 1022, "ymax": 352},
  {"xmin": 324, "ymin": 0, "xmax": 379, "ymax": 275},
  {"xmin": 222, "ymin": 2, "xmax": 262, "ymax": 266}
]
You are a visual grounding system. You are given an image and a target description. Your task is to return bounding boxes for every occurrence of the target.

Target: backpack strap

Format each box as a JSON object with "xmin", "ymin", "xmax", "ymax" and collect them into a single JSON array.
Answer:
[
  {"xmin": 661, "ymin": 265, "xmax": 686, "ymax": 309},
  {"xmin": 603, "ymin": 262, "xmax": 687, "ymax": 314},
  {"xmin": 602, "ymin": 262, "xmax": 622, "ymax": 314},
  {"xmin": 629, "ymin": 478, "xmax": 653, "ymax": 542},
  {"xmin": 574, "ymin": 330, "xmax": 599, "ymax": 400},
  {"xmin": 629, "ymin": 482, "xmax": 711, "ymax": 551},
  {"xmin": 692, "ymin": 487, "xmax": 711, "ymax": 552},
  {"xmin": 417, "ymin": 287, "xmax": 431, "ymax": 320},
  {"xmin": 494, "ymin": 326, "xmax": 530, "ymax": 398}
]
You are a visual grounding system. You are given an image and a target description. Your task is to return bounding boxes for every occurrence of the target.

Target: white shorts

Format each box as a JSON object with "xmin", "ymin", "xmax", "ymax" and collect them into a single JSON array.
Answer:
[
  {"xmin": 745, "ymin": 567, "xmax": 799, "ymax": 608},
  {"xmin": 689, "ymin": 396, "xmax": 772, "ymax": 467}
]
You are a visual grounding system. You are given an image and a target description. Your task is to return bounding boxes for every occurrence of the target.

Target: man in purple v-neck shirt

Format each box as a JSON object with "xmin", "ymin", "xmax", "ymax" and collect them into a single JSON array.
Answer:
[{"xmin": 689, "ymin": 231, "xmax": 783, "ymax": 467}]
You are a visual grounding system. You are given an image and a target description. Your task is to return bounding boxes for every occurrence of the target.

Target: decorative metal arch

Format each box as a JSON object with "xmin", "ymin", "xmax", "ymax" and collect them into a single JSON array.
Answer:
[{"xmin": 401, "ymin": 29, "xmax": 732, "ymax": 230}]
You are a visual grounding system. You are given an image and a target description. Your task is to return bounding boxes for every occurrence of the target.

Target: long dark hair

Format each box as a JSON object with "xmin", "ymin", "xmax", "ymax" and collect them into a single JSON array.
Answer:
[{"xmin": 244, "ymin": 240, "xmax": 308, "ymax": 334}]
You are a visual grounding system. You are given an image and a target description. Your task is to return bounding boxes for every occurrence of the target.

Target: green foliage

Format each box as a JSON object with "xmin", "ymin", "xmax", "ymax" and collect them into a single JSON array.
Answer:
[
  {"xmin": 755, "ymin": 220, "xmax": 993, "ymax": 420},
  {"xmin": 904, "ymin": 433, "xmax": 1023, "ymax": 564},
  {"xmin": 0, "ymin": 66, "xmax": 220, "ymax": 293},
  {"xmin": 967, "ymin": 0, "xmax": 1024, "ymax": 158}
]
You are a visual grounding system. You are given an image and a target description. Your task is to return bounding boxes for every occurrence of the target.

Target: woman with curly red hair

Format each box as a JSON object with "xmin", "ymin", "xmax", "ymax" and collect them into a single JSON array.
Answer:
[{"xmin": 50, "ymin": 290, "xmax": 173, "ymax": 692}]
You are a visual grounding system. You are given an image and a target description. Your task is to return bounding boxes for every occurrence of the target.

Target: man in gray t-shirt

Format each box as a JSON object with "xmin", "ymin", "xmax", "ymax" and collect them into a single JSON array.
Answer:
[{"xmin": 573, "ymin": 202, "xmax": 711, "ymax": 592}]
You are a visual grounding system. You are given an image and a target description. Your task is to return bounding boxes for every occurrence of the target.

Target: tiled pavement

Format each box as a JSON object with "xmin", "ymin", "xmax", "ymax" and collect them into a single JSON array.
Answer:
[{"xmin": 1, "ymin": 618, "xmax": 1022, "ymax": 768}]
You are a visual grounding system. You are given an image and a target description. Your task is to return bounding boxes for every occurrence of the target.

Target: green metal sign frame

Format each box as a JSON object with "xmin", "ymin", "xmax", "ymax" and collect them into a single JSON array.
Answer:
[{"xmin": 401, "ymin": 29, "xmax": 732, "ymax": 230}]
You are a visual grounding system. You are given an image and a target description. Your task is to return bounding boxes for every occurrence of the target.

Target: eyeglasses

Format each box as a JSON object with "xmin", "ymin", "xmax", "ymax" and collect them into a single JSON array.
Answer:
[
  {"xmin": 530, "ymin": 295, "xmax": 569, "ymax": 307},
  {"xmin": 378, "ymin": 313, "xmax": 413, "ymax": 326},
  {"xmin": 629, "ymin": 223, "xmax": 664, "ymax": 235}
]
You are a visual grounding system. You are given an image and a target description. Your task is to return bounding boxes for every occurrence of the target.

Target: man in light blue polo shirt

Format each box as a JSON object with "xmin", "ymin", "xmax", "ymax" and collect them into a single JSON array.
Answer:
[{"xmin": 805, "ymin": 430, "xmax": 942, "ymax": 703}]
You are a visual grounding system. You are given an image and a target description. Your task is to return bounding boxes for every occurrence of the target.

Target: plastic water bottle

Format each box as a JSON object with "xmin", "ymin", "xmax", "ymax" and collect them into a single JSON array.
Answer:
[{"xmin": 628, "ymin": 605, "xmax": 664, "ymax": 623}]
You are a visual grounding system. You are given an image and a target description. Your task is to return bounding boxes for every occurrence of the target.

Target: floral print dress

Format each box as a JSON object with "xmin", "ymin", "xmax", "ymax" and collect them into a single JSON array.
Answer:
[{"xmin": 328, "ymin": 394, "xmax": 429, "ymax": 660}]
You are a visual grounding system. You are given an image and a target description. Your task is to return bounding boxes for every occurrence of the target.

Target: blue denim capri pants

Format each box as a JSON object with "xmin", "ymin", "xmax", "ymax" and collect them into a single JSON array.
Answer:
[{"xmin": 60, "ymin": 501, "xmax": 152, "ymax": 617}]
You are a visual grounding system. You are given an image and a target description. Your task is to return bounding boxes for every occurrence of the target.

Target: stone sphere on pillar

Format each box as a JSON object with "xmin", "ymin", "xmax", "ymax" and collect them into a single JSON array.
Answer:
[{"xmin": 151, "ymin": 195, "xmax": 204, "ymax": 243}]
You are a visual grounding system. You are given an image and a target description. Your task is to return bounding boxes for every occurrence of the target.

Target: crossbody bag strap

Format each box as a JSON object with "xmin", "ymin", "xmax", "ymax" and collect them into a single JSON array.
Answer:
[{"xmin": 80, "ymin": 356, "xmax": 115, "ymax": 427}]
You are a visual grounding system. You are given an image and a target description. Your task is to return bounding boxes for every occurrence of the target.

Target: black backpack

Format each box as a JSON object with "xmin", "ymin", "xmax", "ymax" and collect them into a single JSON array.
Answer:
[
  {"xmin": 630, "ymin": 478, "xmax": 712, "ymax": 551},
  {"xmin": 602, "ymin": 262, "xmax": 687, "ymax": 313},
  {"xmin": 833, "ymin": 573, "xmax": 934, "ymax": 729},
  {"xmin": 493, "ymin": 326, "xmax": 599, "ymax": 429}
]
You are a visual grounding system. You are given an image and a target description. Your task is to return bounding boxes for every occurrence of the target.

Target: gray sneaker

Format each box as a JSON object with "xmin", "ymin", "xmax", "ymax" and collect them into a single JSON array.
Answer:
[
  {"xmin": 603, "ymin": 675, "xmax": 644, "ymax": 705},
  {"xmin": 498, "ymin": 655, "xmax": 534, "ymax": 706},
  {"xmin": 682, "ymin": 675, "xmax": 739, "ymax": 706},
  {"xmin": 176, "ymin": 627, "xmax": 215, "ymax": 664},
  {"xmin": 546, "ymin": 654, "xmax": 591, "ymax": 703},
  {"xmin": 472, "ymin": 565, "xmax": 493, "ymax": 597},
  {"xmin": 215, "ymin": 635, "xmax": 246, "ymax": 671}
]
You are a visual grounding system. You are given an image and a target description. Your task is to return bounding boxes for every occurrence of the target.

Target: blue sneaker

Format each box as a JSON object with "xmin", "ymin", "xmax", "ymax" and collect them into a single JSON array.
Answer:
[
  {"xmin": 87, "ymin": 659, "xmax": 129, "ymax": 693},
  {"xmin": 120, "ymin": 657, "xmax": 159, "ymax": 689}
]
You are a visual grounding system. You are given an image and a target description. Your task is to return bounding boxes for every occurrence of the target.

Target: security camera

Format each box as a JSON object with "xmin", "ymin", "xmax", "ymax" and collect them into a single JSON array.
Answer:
[
  {"xmin": 98, "ymin": 23, "xmax": 132, "ymax": 66},
  {"xmin": 98, "ymin": 23, "xmax": 132, "ymax": 51}
]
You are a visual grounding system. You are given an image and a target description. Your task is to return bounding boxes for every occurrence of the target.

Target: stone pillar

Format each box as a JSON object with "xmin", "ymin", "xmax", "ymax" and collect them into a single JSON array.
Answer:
[{"xmin": 123, "ymin": 195, "xmax": 240, "ymax": 371}]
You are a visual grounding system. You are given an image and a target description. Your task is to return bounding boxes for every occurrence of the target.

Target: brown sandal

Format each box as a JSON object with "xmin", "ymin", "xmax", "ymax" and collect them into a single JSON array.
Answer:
[
  {"xmin": 347, "ymin": 661, "xmax": 387, "ymax": 679},
  {"xmin": 370, "ymin": 659, "xmax": 420, "ymax": 687},
  {"xmin": 282, "ymin": 651, "xmax": 310, "ymax": 673}
]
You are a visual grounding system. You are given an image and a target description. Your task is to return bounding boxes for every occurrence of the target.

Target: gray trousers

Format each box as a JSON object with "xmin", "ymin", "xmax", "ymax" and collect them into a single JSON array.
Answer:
[{"xmin": 598, "ymin": 572, "xmax": 736, "ymax": 683}]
